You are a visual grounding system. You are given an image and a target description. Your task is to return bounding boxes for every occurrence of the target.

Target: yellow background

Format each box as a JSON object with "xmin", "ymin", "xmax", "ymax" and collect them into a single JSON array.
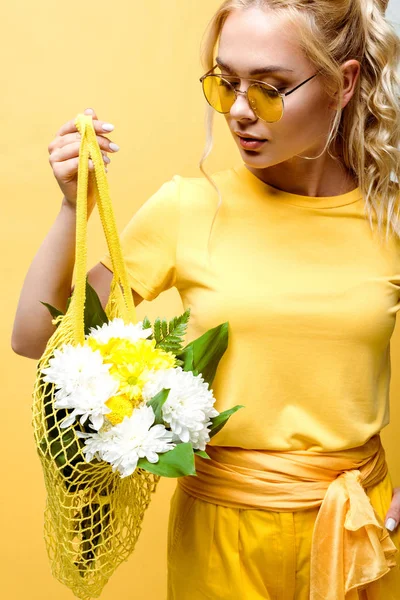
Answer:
[{"xmin": 3, "ymin": 1, "xmax": 400, "ymax": 598}]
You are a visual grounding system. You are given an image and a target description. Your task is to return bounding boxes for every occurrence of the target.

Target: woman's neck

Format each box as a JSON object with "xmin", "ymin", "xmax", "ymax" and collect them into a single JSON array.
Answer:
[{"xmin": 245, "ymin": 145, "xmax": 359, "ymax": 197}]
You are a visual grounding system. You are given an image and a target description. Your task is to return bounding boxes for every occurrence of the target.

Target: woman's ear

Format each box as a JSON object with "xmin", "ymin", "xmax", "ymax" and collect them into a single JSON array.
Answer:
[
  {"xmin": 339, "ymin": 60, "xmax": 361, "ymax": 110},
  {"xmin": 328, "ymin": 60, "xmax": 361, "ymax": 111}
]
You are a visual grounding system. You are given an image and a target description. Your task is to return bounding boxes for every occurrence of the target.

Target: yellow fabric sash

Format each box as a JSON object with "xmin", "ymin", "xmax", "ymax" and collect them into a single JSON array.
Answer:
[{"xmin": 178, "ymin": 434, "xmax": 398, "ymax": 599}]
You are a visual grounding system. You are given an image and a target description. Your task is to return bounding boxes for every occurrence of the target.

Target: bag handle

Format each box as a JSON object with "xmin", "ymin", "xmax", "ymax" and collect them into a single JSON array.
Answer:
[{"xmin": 73, "ymin": 113, "xmax": 138, "ymax": 344}]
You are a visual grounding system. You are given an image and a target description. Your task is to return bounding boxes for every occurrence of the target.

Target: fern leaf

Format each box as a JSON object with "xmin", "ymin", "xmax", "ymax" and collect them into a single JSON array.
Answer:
[
  {"xmin": 168, "ymin": 316, "xmax": 178, "ymax": 331},
  {"xmin": 142, "ymin": 316, "xmax": 152, "ymax": 330},
  {"xmin": 155, "ymin": 308, "xmax": 191, "ymax": 356},
  {"xmin": 154, "ymin": 318, "xmax": 162, "ymax": 343}
]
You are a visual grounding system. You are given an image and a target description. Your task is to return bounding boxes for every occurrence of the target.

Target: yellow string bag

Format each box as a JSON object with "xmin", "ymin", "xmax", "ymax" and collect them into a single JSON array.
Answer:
[{"xmin": 31, "ymin": 113, "xmax": 162, "ymax": 599}]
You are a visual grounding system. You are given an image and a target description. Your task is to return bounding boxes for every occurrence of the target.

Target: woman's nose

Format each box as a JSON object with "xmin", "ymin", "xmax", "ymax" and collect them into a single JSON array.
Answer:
[{"xmin": 230, "ymin": 90, "xmax": 257, "ymax": 119}]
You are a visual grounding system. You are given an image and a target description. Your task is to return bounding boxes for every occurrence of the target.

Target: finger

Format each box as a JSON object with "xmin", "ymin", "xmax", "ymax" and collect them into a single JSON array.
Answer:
[
  {"xmin": 55, "ymin": 108, "xmax": 114, "ymax": 138},
  {"xmin": 385, "ymin": 518, "xmax": 397, "ymax": 532},
  {"xmin": 54, "ymin": 132, "xmax": 114, "ymax": 153},
  {"xmin": 88, "ymin": 159, "xmax": 109, "ymax": 173},
  {"xmin": 49, "ymin": 142, "xmax": 111, "ymax": 167},
  {"xmin": 384, "ymin": 486, "xmax": 400, "ymax": 531}
]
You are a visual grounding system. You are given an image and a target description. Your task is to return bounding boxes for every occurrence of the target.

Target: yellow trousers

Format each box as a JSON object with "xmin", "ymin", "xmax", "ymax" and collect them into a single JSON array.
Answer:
[{"xmin": 167, "ymin": 469, "xmax": 400, "ymax": 600}]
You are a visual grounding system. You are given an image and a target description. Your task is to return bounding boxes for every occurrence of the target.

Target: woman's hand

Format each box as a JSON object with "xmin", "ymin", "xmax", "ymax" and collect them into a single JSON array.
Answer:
[
  {"xmin": 384, "ymin": 486, "xmax": 400, "ymax": 531},
  {"xmin": 48, "ymin": 107, "xmax": 119, "ymax": 214}
]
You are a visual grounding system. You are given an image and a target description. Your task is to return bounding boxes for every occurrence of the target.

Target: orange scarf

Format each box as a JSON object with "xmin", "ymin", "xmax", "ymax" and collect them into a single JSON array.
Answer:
[{"xmin": 178, "ymin": 435, "xmax": 398, "ymax": 599}]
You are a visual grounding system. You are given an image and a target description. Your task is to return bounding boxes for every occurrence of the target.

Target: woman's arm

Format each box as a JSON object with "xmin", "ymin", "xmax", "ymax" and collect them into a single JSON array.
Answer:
[{"xmin": 11, "ymin": 197, "xmax": 143, "ymax": 360}]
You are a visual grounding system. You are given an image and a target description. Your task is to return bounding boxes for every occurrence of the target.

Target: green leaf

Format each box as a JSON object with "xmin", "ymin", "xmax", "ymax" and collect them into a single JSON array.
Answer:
[
  {"xmin": 40, "ymin": 301, "xmax": 64, "ymax": 320},
  {"xmin": 154, "ymin": 317, "xmax": 162, "ymax": 343},
  {"xmin": 40, "ymin": 293, "xmax": 72, "ymax": 324},
  {"xmin": 179, "ymin": 344, "xmax": 194, "ymax": 372},
  {"xmin": 142, "ymin": 315, "xmax": 152, "ymax": 334},
  {"xmin": 44, "ymin": 279, "xmax": 108, "ymax": 335},
  {"xmin": 145, "ymin": 388, "xmax": 170, "ymax": 425},
  {"xmin": 154, "ymin": 308, "xmax": 191, "ymax": 355},
  {"xmin": 194, "ymin": 449, "xmax": 211, "ymax": 459},
  {"xmin": 209, "ymin": 405, "xmax": 245, "ymax": 438},
  {"xmin": 137, "ymin": 442, "xmax": 196, "ymax": 478},
  {"xmin": 41, "ymin": 380, "xmax": 68, "ymax": 435},
  {"xmin": 39, "ymin": 437, "xmax": 48, "ymax": 455},
  {"xmin": 49, "ymin": 428, "xmax": 85, "ymax": 469},
  {"xmin": 176, "ymin": 322, "xmax": 229, "ymax": 387},
  {"xmin": 51, "ymin": 440, "xmax": 67, "ymax": 467},
  {"xmin": 83, "ymin": 277, "xmax": 109, "ymax": 336}
]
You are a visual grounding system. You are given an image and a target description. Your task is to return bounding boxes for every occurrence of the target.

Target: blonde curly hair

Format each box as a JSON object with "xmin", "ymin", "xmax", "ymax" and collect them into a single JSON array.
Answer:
[{"xmin": 199, "ymin": 0, "xmax": 400, "ymax": 256}]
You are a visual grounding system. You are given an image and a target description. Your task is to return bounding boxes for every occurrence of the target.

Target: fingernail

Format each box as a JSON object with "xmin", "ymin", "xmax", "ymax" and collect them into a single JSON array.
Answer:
[
  {"xmin": 103, "ymin": 155, "xmax": 111, "ymax": 164},
  {"xmin": 385, "ymin": 518, "xmax": 397, "ymax": 531},
  {"xmin": 109, "ymin": 143, "xmax": 120, "ymax": 152},
  {"xmin": 102, "ymin": 123, "xmax": 114, "ymax": 132},
  {"xmin": 84, "ymin": 108, "xmax": 94, "ymax": 114}
]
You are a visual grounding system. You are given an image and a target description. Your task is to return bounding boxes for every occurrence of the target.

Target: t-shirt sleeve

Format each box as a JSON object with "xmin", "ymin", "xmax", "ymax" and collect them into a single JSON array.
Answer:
[{"xmin": 99, "ymin": 175, "xmax": 181, "ymax": 302}]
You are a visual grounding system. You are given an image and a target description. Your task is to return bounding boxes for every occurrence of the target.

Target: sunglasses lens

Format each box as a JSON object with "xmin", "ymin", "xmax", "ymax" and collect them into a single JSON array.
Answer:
[
  {"xmin": 202, "ymin": 75, "xmax": 235, "ymax": 113},
  {"xmin": 249, "ymin": 83, "xmax": 283, "ymax": 122},
  {"xmin": 202, "ymin": 76, "xmax": 283, "ymax": 122}
]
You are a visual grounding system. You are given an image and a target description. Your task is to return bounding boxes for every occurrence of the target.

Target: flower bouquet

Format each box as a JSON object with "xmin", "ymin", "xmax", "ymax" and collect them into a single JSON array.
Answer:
[
  {"xmin": 40, "ymin": 282, "xmax": 242, "ymax": 481},
  {"xmin": 31, "ymin": 113, "xmax": 244, "ymax": 600}
]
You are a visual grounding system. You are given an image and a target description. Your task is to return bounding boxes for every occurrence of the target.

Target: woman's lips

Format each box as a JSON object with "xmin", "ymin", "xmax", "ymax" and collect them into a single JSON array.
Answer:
[{"xmin": 238, "ymin": 136, "xmax": 267, "ymax": 149}]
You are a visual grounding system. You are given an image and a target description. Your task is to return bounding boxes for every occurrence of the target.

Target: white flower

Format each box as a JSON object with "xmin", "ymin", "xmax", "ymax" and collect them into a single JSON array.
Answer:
[
  {"xmin": 141, "ymin": 367, "xmax": 219, "ymax": 451},
  {"xmin": 40, "ymin": 343, "xmax": 120, "ymax": 430},
  {"xmin": 53, "ymin": 374, "xmax": 120, "ymax": 430},
  {"xmin": 87, "ymin": 318, "xmax": 153, "ymax": 344},
  {"xmin": 76, "ymin": 404, "xmax": 176, "ymax": 478},
  {"xmin": 41, "ymin": 343, "xmax": 112, "ymax": 400}
]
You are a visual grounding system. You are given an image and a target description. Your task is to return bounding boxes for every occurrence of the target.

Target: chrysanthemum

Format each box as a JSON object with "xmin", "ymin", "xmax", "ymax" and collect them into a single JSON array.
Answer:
[
  {"xmin": 53, "ymin": 374, "xmax": 120, "ymax": 430},
  {"xmin": 76, "ymin": 404, "xmax": 176, "ymax": 478},
  {"xmin": 40, "ymin": 343, "xmax": 121, "ymax": 430},
  {"xmin": 104, "ymin": 393, "xmax": 134, "ymax": 426},
  {"xmin": 87, "ymin": 337, "xmax": 176, "ymax": 403},
  {"xmin": 87, "ymin": 318, "xmax": 153, "ymax": 344},
  {"xmin": 141, "ymin": 367, "xmax": 219, "ymax": 451},
  {"xmin": 41, "ymin": 343, "xmax": 112, "ymax": 400}
]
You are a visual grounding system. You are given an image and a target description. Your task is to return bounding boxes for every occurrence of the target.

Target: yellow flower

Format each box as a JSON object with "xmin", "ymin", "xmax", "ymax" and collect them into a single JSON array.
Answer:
[
  {"xmin": 87, "ymin": 336, "xmax": 176, "ymax": 404},
  {"xmin": 105, "ymin": 394, "xmax": 134, "ymax": 426}
]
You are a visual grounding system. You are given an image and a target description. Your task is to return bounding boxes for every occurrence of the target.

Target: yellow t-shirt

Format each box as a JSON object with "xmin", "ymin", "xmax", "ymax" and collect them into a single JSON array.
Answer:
[{"xmin": 100, "ymin": 162, "xmax": 400, "ymax": 452}]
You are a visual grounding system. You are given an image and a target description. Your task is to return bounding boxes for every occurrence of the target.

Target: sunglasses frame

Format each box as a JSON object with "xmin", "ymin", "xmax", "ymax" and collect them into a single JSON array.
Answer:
[{"xmin": 199, "ymin": 64, "xmax": 319, "ymax": 123}]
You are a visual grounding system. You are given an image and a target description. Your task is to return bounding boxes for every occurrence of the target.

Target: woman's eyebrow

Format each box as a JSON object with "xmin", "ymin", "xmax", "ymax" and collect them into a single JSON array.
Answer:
[{"xmin": 215, "ymin": 56, "xmax": 294, "ymax": 75}]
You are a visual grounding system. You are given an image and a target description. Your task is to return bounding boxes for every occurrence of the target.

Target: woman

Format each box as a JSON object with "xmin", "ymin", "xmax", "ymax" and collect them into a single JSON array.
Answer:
[{"xmin": 12, "ymin": 0, "xmax": 400, "ymax": 598}]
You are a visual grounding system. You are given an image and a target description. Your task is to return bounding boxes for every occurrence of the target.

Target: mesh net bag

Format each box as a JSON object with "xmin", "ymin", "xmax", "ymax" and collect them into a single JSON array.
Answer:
[{"xmin": 31, "ymin": 113, "xmax": 161, "ymax": 599}]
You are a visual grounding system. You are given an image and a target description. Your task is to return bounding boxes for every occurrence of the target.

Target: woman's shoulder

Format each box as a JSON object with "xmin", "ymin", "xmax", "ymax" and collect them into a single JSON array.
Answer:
[
  {"xmin": 176, "ymin": 165, "xmax": 238, "ymax": 186},
  {"xmin": 173, "ymin": 165, "xmax": 239, "ymax": 205}
]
